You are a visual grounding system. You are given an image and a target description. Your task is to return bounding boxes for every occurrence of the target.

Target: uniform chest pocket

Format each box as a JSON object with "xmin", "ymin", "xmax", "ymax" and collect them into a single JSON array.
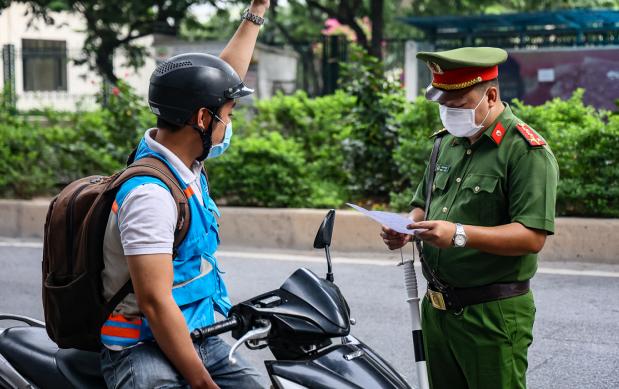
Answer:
[
  {"xmin": 458, "ymin": 174, "xmax": 503, "ymax": 225},
  {"xmin": 461, "ymin": 174, "xmax": 498, "ymax": 194}
]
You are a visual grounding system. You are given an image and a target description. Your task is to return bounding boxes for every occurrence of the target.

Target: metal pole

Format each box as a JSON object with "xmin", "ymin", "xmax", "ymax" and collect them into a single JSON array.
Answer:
[
  {"xmin": 401, "ymin": 248, "xmax": 429, "ymax": 389},
  {"xmin": 2, "ymin": 44, "xmax": 16, "ymax": 110}
]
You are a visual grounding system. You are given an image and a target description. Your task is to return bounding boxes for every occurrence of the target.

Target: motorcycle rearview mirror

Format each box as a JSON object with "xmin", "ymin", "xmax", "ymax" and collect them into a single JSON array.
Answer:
[{"xmin": 313, "ymin": 209, "xmax": 336, "ymax": 282}]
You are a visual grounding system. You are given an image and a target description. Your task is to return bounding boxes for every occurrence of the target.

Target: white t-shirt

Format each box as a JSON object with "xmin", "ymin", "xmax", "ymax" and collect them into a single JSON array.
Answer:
[{"xmin": 101, "ymin": 129, "xmax": 205, "ymax": 317}]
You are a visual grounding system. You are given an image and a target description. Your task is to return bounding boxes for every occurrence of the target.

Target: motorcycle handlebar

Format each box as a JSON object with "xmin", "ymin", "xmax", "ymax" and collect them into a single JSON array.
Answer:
[{"xmin": 190, "ymin": 314, "xmax": 240, "ymax": 341}]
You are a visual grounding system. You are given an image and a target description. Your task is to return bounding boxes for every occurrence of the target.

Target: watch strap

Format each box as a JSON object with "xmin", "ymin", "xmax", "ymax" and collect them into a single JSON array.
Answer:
[
  {"xmin": 453, "ymin": 223, "xmax": 467, "ymax": 247},
  {"xmin": 242, "ymin": 9, "xmax": 265, "ymax": 26}
]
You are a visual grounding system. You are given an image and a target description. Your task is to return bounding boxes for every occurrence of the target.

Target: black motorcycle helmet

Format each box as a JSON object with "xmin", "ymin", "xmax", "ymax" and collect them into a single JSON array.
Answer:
[{"xmin": 148, "ymin": 53, "xmax": 254, "ymax": 160}]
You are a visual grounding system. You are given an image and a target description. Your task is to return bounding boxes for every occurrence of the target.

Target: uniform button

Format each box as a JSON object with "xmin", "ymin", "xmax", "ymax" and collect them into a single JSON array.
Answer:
[
  {"xmin": 442, "ymin": 207, "xmax": 448, "ymax": 213},
  {"xmin": 466, "ymin": 149, "xmax": 472, "ymax": 155},
  {"xmin": 474, "ymin": 186, "xmax": 480, "ymax": 193},
  {"xmin": 456, "ymin": 177, "xmax": 462, "ymax": 183}
]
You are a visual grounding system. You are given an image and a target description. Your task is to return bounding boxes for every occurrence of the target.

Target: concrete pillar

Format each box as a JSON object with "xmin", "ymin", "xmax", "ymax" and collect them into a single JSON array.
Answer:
[{"xmin": 404, "ymin": 40, "xmax": 418, "ymax": 101}]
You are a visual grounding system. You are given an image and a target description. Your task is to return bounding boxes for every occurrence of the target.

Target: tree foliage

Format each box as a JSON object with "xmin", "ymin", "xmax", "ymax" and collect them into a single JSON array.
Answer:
[{"xmin": 2, "ymin": 0, "xmax": 214, "ymax": 82}]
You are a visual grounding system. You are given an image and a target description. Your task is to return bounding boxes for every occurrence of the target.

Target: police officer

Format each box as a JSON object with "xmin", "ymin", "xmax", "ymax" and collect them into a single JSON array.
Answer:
[{"xmin": 382, "ymin": 47, "xmax": 559, "ymax": 389}]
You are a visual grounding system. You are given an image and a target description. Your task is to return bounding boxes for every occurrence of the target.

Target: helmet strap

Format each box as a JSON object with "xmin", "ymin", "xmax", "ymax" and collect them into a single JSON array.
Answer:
[{"xmin": 191, "ymin": 107, "xmax": 218, "ymax": 162}]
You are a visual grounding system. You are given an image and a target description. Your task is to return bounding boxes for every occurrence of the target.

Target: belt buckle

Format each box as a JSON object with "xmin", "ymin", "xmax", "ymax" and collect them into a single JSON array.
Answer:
[{"xmin": 428, "ymin": 289, "xmax": 447, "ymax": 310}]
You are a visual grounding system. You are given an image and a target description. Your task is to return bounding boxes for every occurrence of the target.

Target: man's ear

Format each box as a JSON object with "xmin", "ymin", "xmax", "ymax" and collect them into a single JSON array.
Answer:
[{"xmin": 195, "ymin": 108, "xmax": 213, "ymax": 129}]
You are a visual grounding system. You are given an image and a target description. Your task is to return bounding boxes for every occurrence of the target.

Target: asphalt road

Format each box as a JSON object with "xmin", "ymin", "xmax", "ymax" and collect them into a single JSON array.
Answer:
[{"xmin": 1, "ymin": 242, "xmax": 618, "ymax": 388}]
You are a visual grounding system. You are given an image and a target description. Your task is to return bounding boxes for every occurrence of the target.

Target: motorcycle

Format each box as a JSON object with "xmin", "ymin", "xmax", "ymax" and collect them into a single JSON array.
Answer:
[{"xmin": 0, "ymin": 210, "xmax": 418, "ymax": 389}]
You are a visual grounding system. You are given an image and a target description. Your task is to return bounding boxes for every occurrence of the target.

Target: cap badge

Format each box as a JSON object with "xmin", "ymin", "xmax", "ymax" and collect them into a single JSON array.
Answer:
[{"xmin": 427, "ymin": 61, "xmax": 444, "ymax": 75}]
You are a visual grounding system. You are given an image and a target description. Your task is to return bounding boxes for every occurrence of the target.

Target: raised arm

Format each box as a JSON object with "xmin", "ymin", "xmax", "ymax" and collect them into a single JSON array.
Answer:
[{"xmin": 219, "ymin": 0, "xmax": 270, "ymax": 79}]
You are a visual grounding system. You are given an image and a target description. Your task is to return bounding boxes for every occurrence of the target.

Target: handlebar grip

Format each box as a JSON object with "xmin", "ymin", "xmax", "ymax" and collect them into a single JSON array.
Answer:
[{"xmin": 190, "ymin": 315, "xmax": 240, "ymax": 341}]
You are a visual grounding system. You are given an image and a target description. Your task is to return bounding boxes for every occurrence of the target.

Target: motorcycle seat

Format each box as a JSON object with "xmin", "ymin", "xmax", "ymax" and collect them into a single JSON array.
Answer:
[{"xmin": 0, "ymin": 326, "xmax": 106, "ymax": 388}]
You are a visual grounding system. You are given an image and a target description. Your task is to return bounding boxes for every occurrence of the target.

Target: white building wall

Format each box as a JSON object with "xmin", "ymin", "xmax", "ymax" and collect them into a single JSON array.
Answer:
[
  {"xmin": 255, "ymin": 47, "xmax": 298, "ymax": 99},
  {"xmin": 0, "ymin": 4, "xmax": 155, "ymax": 111}
]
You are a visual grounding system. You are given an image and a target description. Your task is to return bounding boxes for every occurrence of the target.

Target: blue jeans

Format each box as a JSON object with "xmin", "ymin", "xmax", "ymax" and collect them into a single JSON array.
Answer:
[{"xmin": 100, "ymin": 336, "xmax": 264, "ymax": 388}]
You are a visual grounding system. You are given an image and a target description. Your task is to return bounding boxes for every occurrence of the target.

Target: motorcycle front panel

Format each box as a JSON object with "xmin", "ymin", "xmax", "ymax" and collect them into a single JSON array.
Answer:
[{"xmin": 266, "ymin": 337, "xmax": 411, "ymax": 389}]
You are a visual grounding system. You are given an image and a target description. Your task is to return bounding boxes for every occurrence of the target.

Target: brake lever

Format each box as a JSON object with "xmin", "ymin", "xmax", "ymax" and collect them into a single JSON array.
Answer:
[{"xmin": 228, "ymin": 320, "xmax": 272, "ymax": 364}]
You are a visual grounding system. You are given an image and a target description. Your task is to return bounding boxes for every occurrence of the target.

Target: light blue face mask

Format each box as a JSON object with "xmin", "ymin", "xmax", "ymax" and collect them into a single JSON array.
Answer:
[{"xmin": 207, "ymin": 122, "xmax": 233, "ymax": 159}]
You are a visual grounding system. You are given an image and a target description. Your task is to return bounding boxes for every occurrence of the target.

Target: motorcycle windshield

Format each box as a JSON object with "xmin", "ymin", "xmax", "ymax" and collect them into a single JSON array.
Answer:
[{"xmin": 280, "ymin": 268, "xmax": 350, "ymax": 330}]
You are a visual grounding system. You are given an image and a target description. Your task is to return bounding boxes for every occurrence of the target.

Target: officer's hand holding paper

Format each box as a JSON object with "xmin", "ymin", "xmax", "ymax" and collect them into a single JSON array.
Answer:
[{"xmin": 346, "ymin": 203, "xmax": 426, "ymax": 235}]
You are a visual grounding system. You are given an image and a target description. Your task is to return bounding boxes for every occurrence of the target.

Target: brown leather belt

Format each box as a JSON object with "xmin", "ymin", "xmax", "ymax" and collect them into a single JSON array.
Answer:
[{"xmin": 427, "ymin": 280, "xmax": 530, "ymax": 311}]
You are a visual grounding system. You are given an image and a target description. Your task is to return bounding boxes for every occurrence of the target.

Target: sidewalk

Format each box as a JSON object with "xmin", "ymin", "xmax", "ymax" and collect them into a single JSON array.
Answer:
[{"xmin": 0, "ymin": 200, "xmax": 617, "ymax": 264}]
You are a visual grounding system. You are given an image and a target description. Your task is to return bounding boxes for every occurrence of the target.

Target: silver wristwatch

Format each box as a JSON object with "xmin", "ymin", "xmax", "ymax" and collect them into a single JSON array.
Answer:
[
  {"xmin": 242, "ymin": 9, "xmax": 265, "ymax": 26},
  {"xmin": 452, "ymin": 223, "xmax": 467, "ymax": 248}
]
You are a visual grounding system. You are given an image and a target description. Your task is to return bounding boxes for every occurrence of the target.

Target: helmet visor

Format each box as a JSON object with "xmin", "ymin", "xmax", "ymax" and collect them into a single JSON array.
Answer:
[{"xmin": 224, "ymin": 82, "xmax": 254, "ymax": 99}]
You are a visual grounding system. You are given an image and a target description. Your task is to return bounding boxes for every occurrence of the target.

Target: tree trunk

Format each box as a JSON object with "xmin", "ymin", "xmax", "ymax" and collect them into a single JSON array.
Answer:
[
  {"xmin": 369, "ymin": 0, "xmax": 384, "ymax": 60},
  {"xmin": 95, "ymin": 47, "xmax": 118, "ymax": 84}
]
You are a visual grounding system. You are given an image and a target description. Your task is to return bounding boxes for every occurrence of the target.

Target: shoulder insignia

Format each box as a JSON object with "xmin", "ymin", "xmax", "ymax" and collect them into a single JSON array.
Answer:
[
  {"xmin": 515, "ymin": 123, "xmax": 546, "ymax": 147},
  {"xmin": 491, "ymin": 122, "xmax": 506, "ymax": 145},
  {"xmin": 430, "ymin": 128, "xmax": 448, "ymax": 138}
]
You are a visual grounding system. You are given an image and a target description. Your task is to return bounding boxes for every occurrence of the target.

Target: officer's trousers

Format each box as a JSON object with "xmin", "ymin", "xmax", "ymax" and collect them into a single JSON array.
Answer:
[{"xmin": 421, "ymin": 290, "xmax": 535, "ymax": 389}]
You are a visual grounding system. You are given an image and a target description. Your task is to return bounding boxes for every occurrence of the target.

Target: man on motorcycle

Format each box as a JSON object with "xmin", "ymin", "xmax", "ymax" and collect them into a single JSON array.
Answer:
[{"xmin": 99, "ymin": 1, "xmax": 269, "ymax": 388}]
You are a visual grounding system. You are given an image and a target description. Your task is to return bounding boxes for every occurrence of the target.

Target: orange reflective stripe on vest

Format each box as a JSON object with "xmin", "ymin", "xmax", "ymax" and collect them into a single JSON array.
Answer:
[{"xmin": 100, "ymin": 314, "xmax": 143, "ymax": 346}]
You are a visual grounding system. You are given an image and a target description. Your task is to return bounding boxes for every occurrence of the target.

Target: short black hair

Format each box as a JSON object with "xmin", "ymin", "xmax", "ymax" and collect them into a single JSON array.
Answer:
[
  {"xmin": 156, "ymin": 117, "xmax": 183, "ymax": 132},
  {"xmin": 475, "ymin": 78, "xmax": 499, "ymax": 92}
]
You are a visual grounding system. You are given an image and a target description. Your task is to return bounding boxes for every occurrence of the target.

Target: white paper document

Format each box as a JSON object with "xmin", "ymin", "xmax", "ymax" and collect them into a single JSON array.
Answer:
[{"xmin": 346, "ymin": 203, "xmax": 424, "ymax": 235}]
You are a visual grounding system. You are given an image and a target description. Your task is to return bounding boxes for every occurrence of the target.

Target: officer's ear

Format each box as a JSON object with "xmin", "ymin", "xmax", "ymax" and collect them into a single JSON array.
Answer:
[{"xmin": 487, "ymin": 86, "xmax": 499, "ymax": 108}]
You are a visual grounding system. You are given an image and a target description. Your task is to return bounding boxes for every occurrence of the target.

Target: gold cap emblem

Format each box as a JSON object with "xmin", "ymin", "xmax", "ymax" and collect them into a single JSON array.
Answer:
[{"xmin": 427, "ymin": 61, "xmax": 444, "ymax": 75}]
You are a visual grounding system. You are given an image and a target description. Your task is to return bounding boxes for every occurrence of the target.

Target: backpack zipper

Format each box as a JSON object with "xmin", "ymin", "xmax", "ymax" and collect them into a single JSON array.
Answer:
[{"xmin": 66, "ymin": 183, "xmax": 89, "ymax": 275}]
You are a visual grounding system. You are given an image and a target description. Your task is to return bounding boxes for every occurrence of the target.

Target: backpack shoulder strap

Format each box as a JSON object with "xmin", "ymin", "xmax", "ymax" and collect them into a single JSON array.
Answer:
[
  {"xmin": 118, "ymin": 156, "xmax": 191, "ymax": 248},
  {"xmin": 102, "ymin": 156, "xmax": 192, "ymax": 319}
]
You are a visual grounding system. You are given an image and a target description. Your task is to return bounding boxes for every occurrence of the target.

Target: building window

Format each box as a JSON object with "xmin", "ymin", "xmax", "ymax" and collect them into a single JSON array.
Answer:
[{"xmin": 22, "ymin": 39, "xmax": 67, "ymax": 91}]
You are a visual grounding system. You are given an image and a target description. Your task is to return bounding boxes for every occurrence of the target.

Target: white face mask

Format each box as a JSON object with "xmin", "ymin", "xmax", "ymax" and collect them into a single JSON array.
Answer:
[{"xmin": 439, "ymin": 91, "xmax": 492, "ymax": 137}]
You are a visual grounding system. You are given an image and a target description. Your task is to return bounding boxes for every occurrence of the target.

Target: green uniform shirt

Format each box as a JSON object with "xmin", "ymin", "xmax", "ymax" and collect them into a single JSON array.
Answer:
[{"xmin": 411, "ymin": 103, "xmax": 559, "ymax": 288}]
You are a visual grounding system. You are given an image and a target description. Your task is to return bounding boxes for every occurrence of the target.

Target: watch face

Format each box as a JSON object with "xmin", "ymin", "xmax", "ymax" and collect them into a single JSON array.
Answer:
[{"xmin": 454, "ymin": 235, "xmax": 466, "ymax": 247}]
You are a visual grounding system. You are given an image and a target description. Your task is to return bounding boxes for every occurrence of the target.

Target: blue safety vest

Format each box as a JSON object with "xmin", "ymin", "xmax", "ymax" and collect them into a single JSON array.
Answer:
[{"xmin": 101, "ymin": 138, "xmax": 231, "ymax": 348}]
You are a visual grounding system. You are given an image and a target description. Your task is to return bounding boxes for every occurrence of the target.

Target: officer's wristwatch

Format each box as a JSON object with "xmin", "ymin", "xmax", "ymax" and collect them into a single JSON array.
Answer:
[
  {"xmin": 452, "ymin": 223, "xmax": 467, "ymax": 247},
  {"xmin": 242, "ymin": 8, "xmax": 265, "ymax": 26}
]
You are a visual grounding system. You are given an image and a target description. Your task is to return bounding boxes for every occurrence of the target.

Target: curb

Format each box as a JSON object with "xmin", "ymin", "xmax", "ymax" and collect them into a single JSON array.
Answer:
[{"xmin": 0, "ymin": 200, "xmax": 616, "ymax": 264}]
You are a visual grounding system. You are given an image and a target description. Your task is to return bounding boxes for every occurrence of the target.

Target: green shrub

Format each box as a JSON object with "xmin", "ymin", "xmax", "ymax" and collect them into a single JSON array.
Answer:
[
  {"xmin": 238, "ymin": 90, "xmax": 356, "ymax": 207},
  {"xmin": 207, "ymin": 132, "xmax": 312, "ymax": 208},
  {"xmin": 0, "ymin": 122, "xmax": 123, "ymax": 198},
  {"xmin": 0, "ymin": 81, "xmax": 149, "ymax": 198},
  {"xmin": 98, "ymin": 81, "xmax": 154, "ymax": 160},
  {"xmin": 513, "ymin": 90, "xmax": 619, "ymax": 217},
  {"xmin": 0, "ymin": 122, "xmax": 55, "ymax": 197},
  {"xmin": 1, "ymin": 81, "xmax": 617, "ymax": 218},
  {"xmin": 389, "ymin": 96, "xmax": 442, "ymax": 211},
  {"xmin": 339, "ymin": 45, "xmax": 406, "ymax": 203}
]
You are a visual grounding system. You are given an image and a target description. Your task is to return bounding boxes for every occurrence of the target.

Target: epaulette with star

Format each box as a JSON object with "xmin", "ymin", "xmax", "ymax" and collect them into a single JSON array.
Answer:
[
  {"xmin": 515, "ymin": 123, "xmax": 546, "ymax": 147},
  {"xmin": 430, "ymin": 128, "xmax": 448, "ymax": 138}
]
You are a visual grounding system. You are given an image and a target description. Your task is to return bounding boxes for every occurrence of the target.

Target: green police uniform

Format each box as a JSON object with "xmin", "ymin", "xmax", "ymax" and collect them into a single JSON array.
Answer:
[{"xmin": 411, "ymin": 47, "xmax": 559, "ymax": 389}]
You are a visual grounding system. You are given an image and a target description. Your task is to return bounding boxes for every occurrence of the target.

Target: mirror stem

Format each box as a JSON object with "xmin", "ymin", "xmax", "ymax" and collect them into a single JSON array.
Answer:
[{"xmin": 325, "ymin": 245, "xmax": 334, "ymax": 282}]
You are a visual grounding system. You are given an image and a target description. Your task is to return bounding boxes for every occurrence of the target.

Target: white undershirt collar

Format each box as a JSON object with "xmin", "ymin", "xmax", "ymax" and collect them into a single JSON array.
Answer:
[{"xmin": 144, "ymin": 128, "xmax": 203, "ymax": 185}]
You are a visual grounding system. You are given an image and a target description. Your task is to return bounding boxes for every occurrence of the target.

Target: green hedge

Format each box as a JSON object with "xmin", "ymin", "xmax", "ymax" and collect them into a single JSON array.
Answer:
[
  {"xmin": 0, "ymin": 82, "xmax": 150, "ymax": 198},
  {"xmin": 512, "ymin": 90, "xmax": 619, "ymax": 217},
  {"xmin": 1, "ymin": 82, "xmax": 617, "ymax": 217}
]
